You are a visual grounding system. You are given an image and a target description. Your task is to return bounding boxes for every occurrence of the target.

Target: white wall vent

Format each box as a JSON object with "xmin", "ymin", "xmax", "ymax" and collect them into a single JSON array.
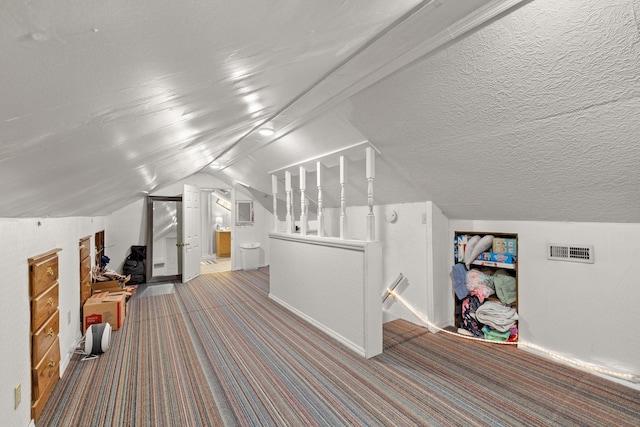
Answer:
[{"xmin": 547, "ymin": 244, "xmax": 594, "ymax": 263}]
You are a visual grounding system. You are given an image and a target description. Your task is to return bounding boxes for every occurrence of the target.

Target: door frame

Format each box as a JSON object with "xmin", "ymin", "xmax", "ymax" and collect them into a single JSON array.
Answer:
[{"xmin": 146, "ymin": 195, "xmax": 182, "ymax": 283}]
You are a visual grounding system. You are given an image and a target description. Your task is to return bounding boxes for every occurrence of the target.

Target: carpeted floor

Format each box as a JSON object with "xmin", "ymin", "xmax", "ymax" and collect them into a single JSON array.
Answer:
[{"xmin": 39, "ymin": 268, "xmax": 640, "ymax": 426}]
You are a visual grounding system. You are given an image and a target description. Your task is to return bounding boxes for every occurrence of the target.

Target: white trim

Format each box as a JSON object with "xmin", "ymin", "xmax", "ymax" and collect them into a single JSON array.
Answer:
[{"xmin": 269, "ymin": 232, "xmax": 370, "ymax": 251}]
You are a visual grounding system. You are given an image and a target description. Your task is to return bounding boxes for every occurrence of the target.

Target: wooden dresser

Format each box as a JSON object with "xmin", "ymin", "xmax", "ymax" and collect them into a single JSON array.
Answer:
[
  {"xmin": 216, "ymin": 230, "xmax": 231, "ymax": 257},
  {"xmin": 29, "ymin": 248, "xmax": 62, "ymax": 422}
]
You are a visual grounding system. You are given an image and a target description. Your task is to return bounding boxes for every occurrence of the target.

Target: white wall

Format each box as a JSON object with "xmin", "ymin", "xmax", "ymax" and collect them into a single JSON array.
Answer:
[
  {"xmin": 449, "ymin": 219, "xmax": 640, "ymax": 383},
  {"xmin": 426, "ymin": 202, "xmax": 451, "ymax": 328},
  {"xmin": 269, "ymin": 234, "xmax": 383, "ymax": 357},
  {"xmin": 0, "ymin": 216, "xmax": 106, "ymax": 427},
  {"xmin": 323, "ymin": 202, "xmax": 640, "ymax": 387},
  {"xmin": 106, "ymin": 198, "xmax": 147, "ymax": 272},
  {"xmin": 324, "ymin": 202, "xmax": 431, "ymax": 325},
  {"xmin": 234, "ymin": 186, "xmax": 271, "ymax": 270},
  {"xmin": 107, "ymin": 173, "xmax": 271, "ymax": 275}
]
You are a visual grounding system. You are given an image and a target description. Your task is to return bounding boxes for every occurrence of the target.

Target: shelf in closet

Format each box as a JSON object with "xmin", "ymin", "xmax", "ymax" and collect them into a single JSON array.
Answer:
[{"xmin": 470, "ymin": 260, "xmax": 516, "ymax": 269}]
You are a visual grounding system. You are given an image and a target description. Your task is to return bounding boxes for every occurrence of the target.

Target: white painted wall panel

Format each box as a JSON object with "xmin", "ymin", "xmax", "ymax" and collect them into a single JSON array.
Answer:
[
  {"xmin": 0, "ymin": 216, "xmax": 106, "ymax": 427},
  {"xmin": 107, "ymin": 173, "xmax": 271, "ymax": 273},
  {"xmin": 426, "ymin": 201, "xmax": 452, "ymax": 328},
  {"xmin": 269, "ymin": 234, "xmax": 382, "ymax": 357},
  {"xmin": 325, "ymin": 203, "xmax": 430, "ymax": 325},
  {"xmin": 449, "ymin": 219, "xmax": 640, "ymax": 385}
]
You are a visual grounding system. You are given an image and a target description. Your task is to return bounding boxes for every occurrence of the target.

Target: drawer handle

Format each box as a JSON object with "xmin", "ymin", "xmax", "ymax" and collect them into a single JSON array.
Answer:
[
  {"xmin": 48, "ymin": 359, "xmax": 56, "ymax": 368},
  {"xmin": 47, "ymin": 298, "xmax": 54, "ymax": 307},
  {"xmin": 47, "ymin": 267, "xmax": 54, "ymax": 276},
  {"xmin": 47, "ymin": 328, "xmax": 55, "ymax": 337}
]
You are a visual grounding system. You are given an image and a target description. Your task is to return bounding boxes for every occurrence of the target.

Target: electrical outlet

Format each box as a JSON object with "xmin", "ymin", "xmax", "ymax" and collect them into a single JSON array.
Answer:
[
  {"xmin": 14, "ymin": 383, "xmax": 20, "ymax": 409},
  {"xmin": 67, "ymin": 310, "xmax": 71, "ymax": 325}
]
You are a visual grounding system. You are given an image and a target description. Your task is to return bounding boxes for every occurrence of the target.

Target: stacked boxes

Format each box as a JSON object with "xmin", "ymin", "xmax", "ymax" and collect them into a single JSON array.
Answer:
[
  {"xmin": 474, "ymin": 252, "xmax": 516, "ymax": 264},
  {"xmin": 91, "ymin": 274, "xmax": 130, "ymax": 295},
  {"xmin": 91, "ymin": 280, "xmax": 122, "ymax": 294},
  {"xmin": 455, "ymin": 235, "xmax": 468, "ymax": 263},
  {"xmin": 493, "ymin": 238, "xmax": 517, "ymax": 255},
  {"xmin": 83, "ymin": 292, "xmax": 126, "ymax": 332}
]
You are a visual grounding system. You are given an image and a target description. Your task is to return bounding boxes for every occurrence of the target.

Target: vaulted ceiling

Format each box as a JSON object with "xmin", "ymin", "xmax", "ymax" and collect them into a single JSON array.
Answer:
[{"xmin": 2, "ymin": 0, "xmax": 639, "ymax": 222}]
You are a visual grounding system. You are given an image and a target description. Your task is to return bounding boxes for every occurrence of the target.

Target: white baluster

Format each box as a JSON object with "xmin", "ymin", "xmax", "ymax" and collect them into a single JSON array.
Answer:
[
  {"xmin": 366, "ymin": 147, "xmax": 375, "ymax": 241},
  {"xmin": 317, "ymin": 162, "xmax": 324, "ymax": 237},
  {"xmin": 285, "ymin": 171, "xmax": 293, "ymax": 234},
  {"xmin": 299, "ymin": 167, "xmax": 307, "ymax": 235},
  {"xmin": 340, "ymin": 156, "xmax": 348, "ymax": 239},
  {"xmin": 272, "ymin": 174, "xmax": 279, "ymax": 232}
]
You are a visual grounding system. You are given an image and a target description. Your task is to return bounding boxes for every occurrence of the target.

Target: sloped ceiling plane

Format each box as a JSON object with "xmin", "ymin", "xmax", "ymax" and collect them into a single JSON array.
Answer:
[{"xmin": 1, "ymin": 0, "xmax": 638, "ymax": 222}]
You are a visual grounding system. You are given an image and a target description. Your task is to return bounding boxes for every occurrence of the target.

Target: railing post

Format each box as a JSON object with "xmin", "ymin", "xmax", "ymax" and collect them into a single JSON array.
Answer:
[
  {"xmin": 299, "ymin": 167, "xmax": 307, "ymax": 235},
  {"xmin": 271, "ymin": 174, "xmax": 279, "ymax": 232},
  {"xmin": 366, "ymin": 147, "xmax": 375, "ymax": 241},
  {"xmin": 317, "ymin": 161, "xmax": 324, "ymax": 237},
  {"xmin": 340, "ymin": 156, "xmax": 348, "ymax": 239},
  {"xmin": 285, "ymin": 171, "xmax": 293, "ymax": 234}
]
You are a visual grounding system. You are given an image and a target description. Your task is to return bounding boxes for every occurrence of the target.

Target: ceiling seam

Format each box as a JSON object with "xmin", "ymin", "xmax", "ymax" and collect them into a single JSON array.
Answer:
[{"xmin": 200, "ymin": 0, "xmax": 435, "ymax": 172}]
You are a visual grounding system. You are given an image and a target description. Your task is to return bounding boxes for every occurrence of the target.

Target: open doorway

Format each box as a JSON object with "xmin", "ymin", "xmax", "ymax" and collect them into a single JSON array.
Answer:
[
  {"xmin": 146, "ymin": 196, "xmax": 182, "ymax": 283},
  {"xmin": 201, "ymin": 188, "xmax": 232, "ymax": 273}
]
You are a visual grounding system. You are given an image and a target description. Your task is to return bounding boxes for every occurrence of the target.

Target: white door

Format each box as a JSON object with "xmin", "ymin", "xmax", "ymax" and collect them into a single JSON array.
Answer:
[{"xmin": 182, "ymin": 184, "xmax": 201, "ymax": 283}]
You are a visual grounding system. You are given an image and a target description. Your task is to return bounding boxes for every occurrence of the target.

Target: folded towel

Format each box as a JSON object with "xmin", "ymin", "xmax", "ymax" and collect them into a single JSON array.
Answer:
[{"xmin": 475, "ymin": 301, "xmax": 519, "ymax": 332}]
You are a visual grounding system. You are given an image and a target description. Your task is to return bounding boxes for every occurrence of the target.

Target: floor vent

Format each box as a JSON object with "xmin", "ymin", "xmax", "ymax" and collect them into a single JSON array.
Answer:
[{"xmin": 547, "ymin": 244, "xmax": 594, "ymax": 263}]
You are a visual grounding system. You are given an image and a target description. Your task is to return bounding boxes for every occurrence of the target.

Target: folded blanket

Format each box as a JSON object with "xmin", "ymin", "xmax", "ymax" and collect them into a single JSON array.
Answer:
[
  {"xmin": 493, "ymin": 271, "xmax": 517, "ymax": 304},
  {"xmin": 475, "ymin": 301, "xmax": 518, "ymax": 332}
]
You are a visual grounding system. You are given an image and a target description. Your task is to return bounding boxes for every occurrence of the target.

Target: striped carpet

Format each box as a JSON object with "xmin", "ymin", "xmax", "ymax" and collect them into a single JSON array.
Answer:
[
  {"xmin": 40, "ymin": 290, "xmax": 224, "ymax": 426},
  {"xmin": 39, "ymin": 268, "xmax": 640, "ymax": 426}
]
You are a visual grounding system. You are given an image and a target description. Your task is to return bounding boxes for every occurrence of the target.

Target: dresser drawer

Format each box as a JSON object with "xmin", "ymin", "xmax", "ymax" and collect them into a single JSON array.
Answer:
[
  {"xmin": 31, "ymin": 336, "xmax": 60, "ymax": 421},
  {"xmin": 31, "ymin": 284, "xmax": 58, "ymax": 332},
  {"xmin": 32, "ymin": 310, "xmax": 59, "ymax": 365},
  {"xmin": 80, "ymin": 254, "xmax": 91, "ymax": 282},
  {"xmin": 32, "ymin": 371, "xmax": 58, "ymax": 423},
  {"xmin": 80, "ymin": 276, "xmax": 92, "ymax": 306},
  {"xmin": 79, "ymin": 237, "xmax": 90, "ymax": 260},
  {"xmin": 32, "ymin": 336, "xmax": 60, "ymax": 400},
  {"xmin": 30, "ymin": 252, "xmax": 59, "ymax": 296}
]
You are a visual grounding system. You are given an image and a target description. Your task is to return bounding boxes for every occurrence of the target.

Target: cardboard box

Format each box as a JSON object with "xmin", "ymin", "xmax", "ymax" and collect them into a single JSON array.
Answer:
[
  {"xmin": 91, "ymin": 275, "xmax": 130, "ymax": 295},
  {"xmin": 493, "ymin": 238, "xmax": 517, "ymax": 255},
  {"xmin": 475, "ymin": 251, "xmax": 516, "ymax": 264},
  {"xmin": 91, "ymin": 280, "xmax": 122, "ymax": 294},
  {"xmin": 83, "ymin": 292, "xmax": 126, "ymax": 332},
  {"xmin": 455, "ymin": 235, "xmax": 468, "ymax": 263}
]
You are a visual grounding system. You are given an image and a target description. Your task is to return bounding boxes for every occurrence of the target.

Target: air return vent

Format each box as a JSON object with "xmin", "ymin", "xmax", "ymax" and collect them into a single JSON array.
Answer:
[{"xmin": 547, "ymin": 244, "xmax": 594, "ymax": 263}]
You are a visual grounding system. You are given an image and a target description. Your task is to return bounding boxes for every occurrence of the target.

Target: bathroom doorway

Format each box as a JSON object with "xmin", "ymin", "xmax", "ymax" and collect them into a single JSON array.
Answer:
[{"xmin": 201, "ymin": 188, "xmax": 232, "ymax": 273}]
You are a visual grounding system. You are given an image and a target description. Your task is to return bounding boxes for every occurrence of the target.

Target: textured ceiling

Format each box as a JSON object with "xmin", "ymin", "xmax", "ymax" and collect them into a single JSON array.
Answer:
[
  {"xmin": 341, "ymin": 0, "xmax": 640, "ymax": 222},
  {"xmin": 238, "ymin": 0, "xmax": 640, "ymax": 223},
  {"xmin": 1, "ymin": 0, "xmax": 638, "ymax": 223}
]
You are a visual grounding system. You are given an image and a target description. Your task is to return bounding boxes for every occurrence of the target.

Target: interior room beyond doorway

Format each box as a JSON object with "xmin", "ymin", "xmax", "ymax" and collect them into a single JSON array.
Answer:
[{"xmin": 201, "ymin": 188, "xmax": 232, "ymax": 273}]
